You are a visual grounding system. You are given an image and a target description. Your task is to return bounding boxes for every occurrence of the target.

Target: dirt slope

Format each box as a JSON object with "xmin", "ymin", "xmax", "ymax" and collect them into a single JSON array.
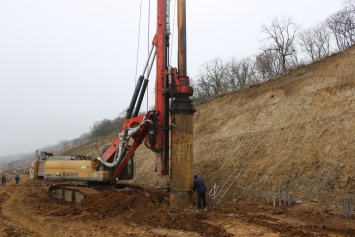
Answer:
[
  {"xmin": 191, "ymin": 45, "xmax": 355, "ymax": 205},
  {"xmin": 62, "ymin": 45, "xmax": 355, "ymax": 207}
]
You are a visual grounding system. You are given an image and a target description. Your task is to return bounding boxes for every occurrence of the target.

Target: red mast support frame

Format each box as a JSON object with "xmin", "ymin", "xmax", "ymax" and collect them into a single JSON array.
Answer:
[{"xmin": 98, "ymin": 0, "xmax": 194, "ymax": 180}]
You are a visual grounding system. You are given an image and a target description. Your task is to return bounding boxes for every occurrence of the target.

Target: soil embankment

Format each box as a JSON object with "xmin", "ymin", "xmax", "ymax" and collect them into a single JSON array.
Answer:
[{"xmin": 132, "ymin": 45, "xmax": 354, "ymax": 207}]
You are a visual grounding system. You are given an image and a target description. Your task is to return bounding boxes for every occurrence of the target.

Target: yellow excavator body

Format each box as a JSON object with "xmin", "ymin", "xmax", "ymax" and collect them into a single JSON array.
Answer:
[{"xmin": 44, "ymin": 159, "xmax": 110, "ymax": 182}]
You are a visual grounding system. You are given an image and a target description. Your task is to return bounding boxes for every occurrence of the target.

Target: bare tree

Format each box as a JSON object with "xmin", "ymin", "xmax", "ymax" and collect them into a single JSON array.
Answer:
[
  {"xmin": 191, "ymin": 78, "xmax": 208, "ymax": 103},
  {"xmin": 91, "ymin": 119, "xmax": 115, "ymax": 139},
  {"xmin": 227, "ymin": 57, "xmax": 259, "ymax": 90},
  {"xmin": 194, "ymin": 58, "xmax": 229, "ymax": 102},
  {"xmin": 255, "ymin": 50, "xmax": 283, "ymax": 81},
  {"xmin": 299, "ymin": 23, "xmax": 332, "ymax": 61},
  {"xmin": 344, "ymin": 0, "xmax": 355, "ymax": 7},
  {"xmin": 327, "ymin": 0, "xmax": 355, "ymax": 51},
  {"xmin": 260, "ymin": 17, "xmax": 300, "ymax": 75}
]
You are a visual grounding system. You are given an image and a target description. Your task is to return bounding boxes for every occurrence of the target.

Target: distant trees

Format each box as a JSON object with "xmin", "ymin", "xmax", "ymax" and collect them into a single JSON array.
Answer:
[
  {"xmin": 254, "ymin": 50, "xmax": 282, "ymax": 81},
  {"xmin": 90, "ymin": 119, "xmax": 115, "ymax": 139},
  {"xmin": 228, "ymin": 57, "xmax": 258, "ymax": 90},
  {"xmin": 41, "ymin": 114, "xmax": 126, "ymax": 153},
  {"xmin": 193, "ymin": 17, "xmax": 300, "ymax": 102},
  {"xmin": 192, "ymin": 2, "xmax": 355, "ymax": 103},
  {"xmin": 193, "ymin": 57, "xmax": 259, "ymax": 102},
  {"xmin": 298, "ymin": 23, "xmax": 332, "ymax": 61},
  {"xmin": 327, "ymin": 0, "xmax": 355, "ymax": 51},
  {"xmin": 90, "ymin": 116, "xmax": 125, "ymax": 140},
  {"xmin": 194, "ymin": 58, "xmax": 229, "ymax": 102},
  {"xmin": 298, "ymin": 0, "xmax": 355, "ymax": 61},
  {"xmin": 260, "ymin": 17, "xmax": 300, "ymax": 76}
]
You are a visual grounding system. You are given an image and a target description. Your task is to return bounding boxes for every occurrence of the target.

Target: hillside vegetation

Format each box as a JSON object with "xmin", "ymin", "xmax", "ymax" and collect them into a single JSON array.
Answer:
[{"xmin": 61, "ymin": 45, "xmax": 355, "ymax": 206}]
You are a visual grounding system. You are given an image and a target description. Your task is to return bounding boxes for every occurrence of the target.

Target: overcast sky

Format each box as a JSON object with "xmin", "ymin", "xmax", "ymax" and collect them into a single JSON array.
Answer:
[{"xmin": 0, "ymin": 0, "xmax": 344, "ymax": 157}]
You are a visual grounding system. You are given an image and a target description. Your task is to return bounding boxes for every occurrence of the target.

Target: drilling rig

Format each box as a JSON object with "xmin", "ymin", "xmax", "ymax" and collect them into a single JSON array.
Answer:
[{"xmin": 31, "ymin": 0, "xmax": 195, "ymax": 208}]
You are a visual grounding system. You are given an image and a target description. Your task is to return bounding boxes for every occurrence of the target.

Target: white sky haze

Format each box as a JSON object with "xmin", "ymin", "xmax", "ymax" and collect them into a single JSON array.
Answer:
[{"xmin": 0, "ymin": 0, "xmax": 344, "ymax": 156}]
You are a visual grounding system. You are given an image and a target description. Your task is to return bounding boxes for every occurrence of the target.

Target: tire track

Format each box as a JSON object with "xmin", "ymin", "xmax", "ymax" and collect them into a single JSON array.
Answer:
[
  {"xmin": 0, "ymin": 183, "xmax": 79, "ymax": 237},
  {"xmin": 0, "ymin": 185, "xmax": 35, "ymax": 237},
  {"xmin": 0, "ymin": 180, "xmax": 132, "ymax": 237}
]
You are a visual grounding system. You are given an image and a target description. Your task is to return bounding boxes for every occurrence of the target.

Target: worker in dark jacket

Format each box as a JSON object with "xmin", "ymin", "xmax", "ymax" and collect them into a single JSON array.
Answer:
[
  {"xmin": 15, "ymin": 175, "xmax": 20, "ymax": 184},
  {"xmin": 193, "ymin": 175, "xmax": 207, "ymax": 209},
  {"xmin": 1, "ymin": 175, "xmax": 6, "ymax": 185}
]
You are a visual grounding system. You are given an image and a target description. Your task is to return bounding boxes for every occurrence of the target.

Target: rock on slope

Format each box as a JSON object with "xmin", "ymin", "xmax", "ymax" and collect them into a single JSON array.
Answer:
[{"xmin": 62, "ymin": 45, "xmax": 355, "ymax": 206}]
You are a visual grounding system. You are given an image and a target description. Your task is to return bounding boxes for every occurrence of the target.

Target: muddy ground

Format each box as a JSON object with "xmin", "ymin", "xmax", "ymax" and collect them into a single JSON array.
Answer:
[{"xmin": 0, "ymin": 176, "xmax": 354, "ymax": 237}]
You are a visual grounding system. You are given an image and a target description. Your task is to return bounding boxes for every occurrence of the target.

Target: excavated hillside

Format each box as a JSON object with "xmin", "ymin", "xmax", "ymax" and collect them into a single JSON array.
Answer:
[{"xmin": 61, "ymin": 45, "xmax": 355, "ymax": 207}]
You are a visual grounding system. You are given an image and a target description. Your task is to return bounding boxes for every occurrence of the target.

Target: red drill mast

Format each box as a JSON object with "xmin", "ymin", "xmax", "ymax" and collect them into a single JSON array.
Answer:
[{"xmin": 96, "ymin": 0, "xmax": 194, "ymax": 179}]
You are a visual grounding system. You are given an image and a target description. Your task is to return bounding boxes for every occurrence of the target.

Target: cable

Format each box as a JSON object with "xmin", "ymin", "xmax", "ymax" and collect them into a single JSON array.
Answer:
[
  {"xmin": 170, "ymin": 0, "xmax": 177, "ymax": 65},
  {"xmin": 148, "ymin": 0, "xmax": 151, "ymax": 56},
  {"xmin": 135, "ymin": 0, "xmax": 143, "ymax": 83},
  {"xmin": 147, "ymin": 0, "xmax": 151, "ymax": 112}
]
